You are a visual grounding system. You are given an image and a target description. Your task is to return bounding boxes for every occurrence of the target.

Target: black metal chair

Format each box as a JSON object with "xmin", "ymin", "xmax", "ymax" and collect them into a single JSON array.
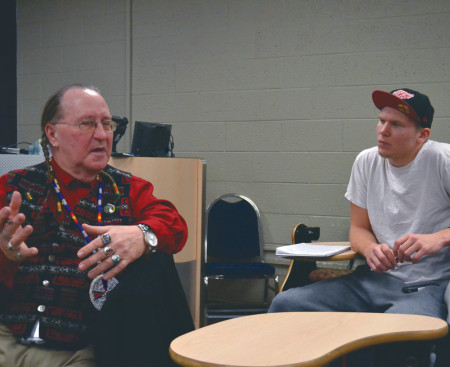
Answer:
[{"xmin": 203, "ymin": 194, "xmax": 279, "ymax": 325}]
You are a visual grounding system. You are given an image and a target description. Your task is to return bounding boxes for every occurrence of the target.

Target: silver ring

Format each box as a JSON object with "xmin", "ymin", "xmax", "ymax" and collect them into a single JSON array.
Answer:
[
  {"xmin": 7, "ymin": 242, "xmax": 14, "ymax": 251},
  {"xmin": 111, "ymin": 254, "xmax": 121, "ymax": 265},
  {"xmin": 103, "ymin": 246, "xmax": 114, "ymax": 257},
  {"xmin": 101, "ymin": 233, "xmax": 111, "ymax": 245},
  {"xmin": 16, "ymin": 251, "xmax": 22, "ymax": 259}
]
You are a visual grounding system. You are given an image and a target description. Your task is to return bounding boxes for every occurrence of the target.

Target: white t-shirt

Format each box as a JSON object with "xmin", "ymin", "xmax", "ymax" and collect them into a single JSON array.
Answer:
[{"xmin": 345, "ymin": 140, "xmax": 450, "ymax": 283}]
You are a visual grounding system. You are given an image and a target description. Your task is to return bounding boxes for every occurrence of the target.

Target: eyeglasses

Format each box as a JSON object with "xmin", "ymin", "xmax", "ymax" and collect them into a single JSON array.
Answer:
[{"xmin": 53, "ymin": 119, "xmax": 117, "ymax": 133}]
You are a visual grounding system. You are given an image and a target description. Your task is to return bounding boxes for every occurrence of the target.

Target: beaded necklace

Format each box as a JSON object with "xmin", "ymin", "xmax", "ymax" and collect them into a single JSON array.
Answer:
[
  {"xmin": 49, "ymin": 160, "xmax": 121, "ymax": 243},
  {"xmin": 48, "ymin": 159, "xmax": 121, "ymax": 312},
  {"xmin": 50, "ymin": 167, "xmax": 103, "ymax": 243},
  {"xmin": 49, "ymin": 159, "xmax": 110, "ymax": 244}
]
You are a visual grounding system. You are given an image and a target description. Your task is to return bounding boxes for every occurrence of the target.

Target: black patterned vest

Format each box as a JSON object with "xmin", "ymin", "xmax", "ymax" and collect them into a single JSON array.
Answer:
[{"xmin": 0, "ymin": 162, "xmax": 132, "ymax": 350}]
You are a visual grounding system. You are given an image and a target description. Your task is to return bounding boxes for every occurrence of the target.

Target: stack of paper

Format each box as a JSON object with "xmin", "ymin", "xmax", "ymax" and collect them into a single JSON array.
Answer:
[{"xmin": 275, "ymin": 243, "xmax": 351, "ymax": 257}]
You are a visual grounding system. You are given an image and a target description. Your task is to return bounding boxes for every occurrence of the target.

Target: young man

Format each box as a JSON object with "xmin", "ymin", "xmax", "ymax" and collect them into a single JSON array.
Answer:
[{"xmin": 269, "ymin": 88, "xmax": 450, "ymax": 366}]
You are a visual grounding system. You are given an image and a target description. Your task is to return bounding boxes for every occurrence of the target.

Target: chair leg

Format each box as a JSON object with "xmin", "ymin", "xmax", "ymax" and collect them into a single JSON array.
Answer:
[
  {"xmin": 273, "ymin": 275, "xmax": 279, "ymax": 294},
  {"xmin": 203, "ymin": 276, "xmax": 209, "ymax": 326},
  {"xmin": 263, "ymin": 278, "xmax": 269, "ymax": 304},
  {"xmin": 265, "ymin": 276, "xmax": 280, "ymax": 303}
]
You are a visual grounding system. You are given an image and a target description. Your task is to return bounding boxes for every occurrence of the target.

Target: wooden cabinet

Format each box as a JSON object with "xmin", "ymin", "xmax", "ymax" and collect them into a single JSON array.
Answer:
[{"xmin": 110, "ymin": 157, "xmax": 205, "ymax": 328}]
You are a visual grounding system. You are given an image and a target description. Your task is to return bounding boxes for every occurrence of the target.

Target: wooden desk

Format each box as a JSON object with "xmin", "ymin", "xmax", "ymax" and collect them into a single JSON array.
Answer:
[
  {"xmin": 280, "ymin": 242, "xmax": 358, "ymax": 292},
  {"xmin": 170, "ymin": 312, "xmax": 448, "ymax": 367},
  {"xmin": 282, "ymin": 242, "xmax": 357, "ymax": 262}
]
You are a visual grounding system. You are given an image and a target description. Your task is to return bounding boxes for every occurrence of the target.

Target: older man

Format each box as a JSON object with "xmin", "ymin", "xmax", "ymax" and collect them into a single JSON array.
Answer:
[{"xmin": 0, "ymin": 84, "xmax": 192, "ymax": 366}]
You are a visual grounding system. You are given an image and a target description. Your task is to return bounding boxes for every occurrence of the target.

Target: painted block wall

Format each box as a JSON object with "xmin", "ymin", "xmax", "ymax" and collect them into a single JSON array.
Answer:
[{"xmin": 16, "ymin": 0, "xmax": 450, "ymax": 282}]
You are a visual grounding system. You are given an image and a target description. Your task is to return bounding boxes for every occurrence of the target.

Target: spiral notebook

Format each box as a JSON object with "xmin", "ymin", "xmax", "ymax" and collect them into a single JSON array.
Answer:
[{"xmin": 275, "ymin": 243, "xmax": 351, "ymax": 257}]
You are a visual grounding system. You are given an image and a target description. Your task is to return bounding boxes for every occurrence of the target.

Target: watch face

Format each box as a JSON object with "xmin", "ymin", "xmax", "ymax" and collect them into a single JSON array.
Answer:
[
  {"xmin": 145, "ymin": 231, "xmax": 158, "ymax": 247},
  {"xmin": 138, "ymin": 224, "xmax": 157, "ymax": 251}
]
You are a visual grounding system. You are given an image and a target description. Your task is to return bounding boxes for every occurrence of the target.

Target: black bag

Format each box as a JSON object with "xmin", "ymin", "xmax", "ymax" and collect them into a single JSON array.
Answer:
[{"xmin": 131, "ymin": 121, "xmax": 174, "ymax": 157}]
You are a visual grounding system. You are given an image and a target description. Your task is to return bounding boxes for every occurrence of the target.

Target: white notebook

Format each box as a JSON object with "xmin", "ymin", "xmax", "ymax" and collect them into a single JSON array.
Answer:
[{"xmin": 275, "ymin": 243, "xmax": 351, "ymax": 258}]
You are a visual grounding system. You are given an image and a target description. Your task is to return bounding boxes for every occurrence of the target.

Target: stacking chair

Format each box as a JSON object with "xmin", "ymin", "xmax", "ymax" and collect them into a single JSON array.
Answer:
[
  {"xmin": 280, "ymin": 223, "xmax": 354, "ymax": 292},
  {"xmin": 203, "ymin": 194, "xmax": 279, "ymax": 325}
]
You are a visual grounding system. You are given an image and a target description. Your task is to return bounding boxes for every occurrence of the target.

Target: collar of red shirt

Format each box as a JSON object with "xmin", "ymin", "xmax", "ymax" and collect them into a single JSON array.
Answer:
[{"xmin": 51, "ymin": 159, "xmax": 97, "ymax": 191}]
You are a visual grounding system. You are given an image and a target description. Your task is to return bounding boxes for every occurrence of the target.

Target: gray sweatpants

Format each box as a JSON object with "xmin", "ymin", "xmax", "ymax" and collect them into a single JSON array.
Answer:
[{"xmin": 269, "ymin": 265, "xmax": 448, "ymax": 320}]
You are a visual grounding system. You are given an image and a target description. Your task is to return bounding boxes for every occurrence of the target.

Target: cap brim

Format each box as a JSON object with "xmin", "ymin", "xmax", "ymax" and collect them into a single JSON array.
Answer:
[{"xmin": 372, "ymin": 90, "xmax": 420, "ymax": 122}]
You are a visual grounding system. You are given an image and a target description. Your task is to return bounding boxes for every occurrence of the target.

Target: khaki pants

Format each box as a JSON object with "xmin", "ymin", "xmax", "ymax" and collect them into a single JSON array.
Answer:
[{"xmin": 0, "ymin": 323, "xmax": 96, "ymax": 367}]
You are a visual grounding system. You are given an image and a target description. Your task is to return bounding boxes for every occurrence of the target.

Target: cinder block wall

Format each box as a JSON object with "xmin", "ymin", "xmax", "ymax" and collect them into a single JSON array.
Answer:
[{"xmin": 16, "ymin": 0, "xmax": 450, "ymax": 282}]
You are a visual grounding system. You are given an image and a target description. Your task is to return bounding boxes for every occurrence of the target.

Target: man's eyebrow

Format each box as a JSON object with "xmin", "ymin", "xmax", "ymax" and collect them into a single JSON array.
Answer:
[{"xmin": 78, "ymin": 115, "xmax": 112, "ymax": 121}]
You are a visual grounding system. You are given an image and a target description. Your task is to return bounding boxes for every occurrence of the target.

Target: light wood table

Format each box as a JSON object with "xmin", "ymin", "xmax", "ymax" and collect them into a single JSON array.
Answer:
[{"xmin": 170, "ymin": 312, "xmax": 448, "ymax": 367}]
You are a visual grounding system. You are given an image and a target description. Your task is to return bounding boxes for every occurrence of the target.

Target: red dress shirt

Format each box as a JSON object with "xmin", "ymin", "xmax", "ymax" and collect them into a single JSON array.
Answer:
[{"xmin": 0, "ymin": 161, "xmax": 188, "ymax": 288}]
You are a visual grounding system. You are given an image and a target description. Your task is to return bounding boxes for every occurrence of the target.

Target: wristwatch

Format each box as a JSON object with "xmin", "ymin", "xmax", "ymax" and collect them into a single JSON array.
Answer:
[{"xmin": 137, "ymin": 224, "xmax": 158, "ymax": 254}]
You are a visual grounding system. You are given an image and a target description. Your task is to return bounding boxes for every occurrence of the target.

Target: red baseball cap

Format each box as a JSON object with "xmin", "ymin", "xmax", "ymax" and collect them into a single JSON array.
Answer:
[{"xmin": 372, "ymin": 88, "xmax": 434, "ymax": 128}]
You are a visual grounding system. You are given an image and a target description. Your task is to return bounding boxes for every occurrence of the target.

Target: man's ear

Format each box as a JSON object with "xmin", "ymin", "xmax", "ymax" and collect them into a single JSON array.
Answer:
[
  {"xmin": 418, "ymin": 127, "xmax": 430, "ymax": 143},
  {"xmin": 45, "ymin": 124, "xmax": 58, "ymax": 147}
]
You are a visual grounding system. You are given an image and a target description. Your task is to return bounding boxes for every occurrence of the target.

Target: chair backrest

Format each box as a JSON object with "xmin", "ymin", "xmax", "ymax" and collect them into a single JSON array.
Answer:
[
  {"xmin": 278, "ymin": 223, "xmax": 321, "ymax": 293},
  {"xmin": 205, "ymin": 194, "xmax": 262, "ymax": 263},
  {"xmin": 292, "ymin": 223, "xmax": 320, "ymax": 244}
]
